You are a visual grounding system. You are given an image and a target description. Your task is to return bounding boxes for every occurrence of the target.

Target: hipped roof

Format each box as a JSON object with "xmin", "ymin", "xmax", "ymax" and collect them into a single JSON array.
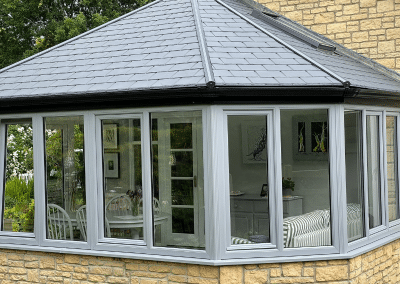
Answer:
[{"xmin": 0, "ymin": 0, "xmax": 400, "ymax": 106}]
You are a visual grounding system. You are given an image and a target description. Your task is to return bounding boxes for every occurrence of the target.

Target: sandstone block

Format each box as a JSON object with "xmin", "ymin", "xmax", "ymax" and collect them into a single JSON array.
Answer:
[
  {"xmin": 377, "ymin": 0, "xmax": 394, "ymax": 12},
  {"xmin": 27, "ymin": 269, "xmax": 39, "ymax": 283},
  {"xmin": 360, "ymin": 0, "xmax": 376, "ymax": 7},
  {"xmin": 315, "ymin": 12, "xmax": 335, "ymax": 23},
  {"xmin": 108, "ymin": 276, "xmax": 130, "ymax": 284},
  {"xmin": 89, "ymin": 266, "xmax": 113, "ymax": 275},
  {"xmin": 311, "ymin": 24, "xmax": 327, "ymax": 34},
  {"xmin": 64, "ymin": 255, "xmax": 80, "ymax": 264},
  {"xmin": 360, "ymin": 18, "xmax": 382, "ymax": 30},
  {"xmin": 327, "ymin": 22, "xmax": 347, "ymax": 33},
  {"xmin": 344, "ymin": 4, "xmax": 360, "ymax": 14},
  {"xmin": 352, "ymin": 31, "xmax": 369, "ymax": 42},
  {"xmin": 244, "ymin": 270, "xmax": 268, "ymax": 284},
  {"xmin": 199, "ymin": 266, "xmax": 219, "ymax": 278},
  {"xmin": 378, "ymin": 40, "xmax": 396, "ymax": 53},
  {"xmin": 187, "ymin": 265, "xmax": 200, "ymax": 277},
  {"xmin": 168, "ymin": 275, "xmax": 188, "ymax": 282},
  {"xmin": 316, "ymin": 265, "xmax": 348, "ymax": 281},
  {"xmin": 282, "ymin": 263, "xmax": 303, "ymax": 277},
  {"xmin": 149, "ymin": 265, "xmax": 171, "ymax": 273},
  {"xmin": 387, "ymin": 28, "xmax": 400, "ymax": 39},
  {"xmin": 286, "ymin": 11, "xmax": 303, "ymax": 21},
  {"xmin": 220, "ymin": 266, "xmax": 242, "ymax": 284}
]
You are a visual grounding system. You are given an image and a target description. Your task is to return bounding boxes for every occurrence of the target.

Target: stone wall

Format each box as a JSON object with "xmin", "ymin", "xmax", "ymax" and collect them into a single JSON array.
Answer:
[
  {"xmin": 257, "ymin": 0, "xmax": 400, "ymax": 73},
  {"xmin": 0, "ymin": 238, "xmax": 399, "ymax": 283}
]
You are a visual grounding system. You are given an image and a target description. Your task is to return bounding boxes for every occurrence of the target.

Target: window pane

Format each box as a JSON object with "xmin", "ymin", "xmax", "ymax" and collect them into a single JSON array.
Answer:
[
  {"xmin": 281, "ymin": 110, "xmax": 331, "ymax": 248},
  {"xmin": 228, "ymin": 115, "xmax": 270, "ymax": 245},
  {"xmin": 367, "ymin": 115, "xmax": 382, "ymax": 229},
  {"xmin": 102, "ymin": 119, "xmax": 142, "ymax": 240},
  {"xmin": 345, "ymin": 110, "xmax": 365, "ymax": 242},
  {"xmin": 45, "ymin": 116, "xmax": 85, "ymax": 241},
  {"xmin": 2, "ymin": 121, "xmax": 34, "ymax": 233},
  {"xmin": 152, "ymin": 111, "xmax": 204, "ymax": 249},
  {"xmin": 387, "ymin": 116, "xmax": 399, "ymax": 222}
]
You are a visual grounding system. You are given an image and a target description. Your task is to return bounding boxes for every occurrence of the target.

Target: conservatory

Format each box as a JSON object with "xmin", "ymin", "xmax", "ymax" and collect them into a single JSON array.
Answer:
[{"xmin": 0, "ymin": 0, "xmax": 400, "ymax": 267}]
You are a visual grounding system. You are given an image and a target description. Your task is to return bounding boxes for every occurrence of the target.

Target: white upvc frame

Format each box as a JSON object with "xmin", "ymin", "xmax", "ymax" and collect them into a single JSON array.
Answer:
[
  {"xmin": 91, "ymin": 107, "xmax": 210, "ymax": 260},
  {"xmin": 217, "ymin": 105, "xmax": 341, "ymax": 260},
  {"xmin": 0, "ymin": 116, "xmax": 37, "ymax": 246},
  {"xmin": 0, "ymin": 104, "xmax": 400, "ymax": 264},
  {"xmin": 387, "ymin": 112, "xmax": 400, "ymax": 228}
]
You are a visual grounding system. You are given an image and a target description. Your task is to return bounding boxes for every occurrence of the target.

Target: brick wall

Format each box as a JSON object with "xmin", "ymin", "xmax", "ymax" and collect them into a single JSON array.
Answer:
[
  {"xmin": 257, "ymin": 0, "xmax": 400, "ymax": 73},
  {"xmin": 0, "ymin": 238, "xmax": 399, "ymax": 283}
]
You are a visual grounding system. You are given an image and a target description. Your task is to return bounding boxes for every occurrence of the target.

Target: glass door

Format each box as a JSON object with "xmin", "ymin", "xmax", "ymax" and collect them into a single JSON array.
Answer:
[{"xmin": 152, "ymin": 111, "xmax": 204, "ymax": 249}]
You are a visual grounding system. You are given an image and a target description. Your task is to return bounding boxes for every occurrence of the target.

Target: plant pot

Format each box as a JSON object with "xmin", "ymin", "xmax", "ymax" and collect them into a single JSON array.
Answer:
[{"xmin": 282, "ymin": 188, "xmax": 293, "ymax": 197}]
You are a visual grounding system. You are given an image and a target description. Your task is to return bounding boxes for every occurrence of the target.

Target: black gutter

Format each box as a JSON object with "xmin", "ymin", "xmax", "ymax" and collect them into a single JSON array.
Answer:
[{"xmin": 0, "ymin": 85, "xmax": 354, "ymax": 114}]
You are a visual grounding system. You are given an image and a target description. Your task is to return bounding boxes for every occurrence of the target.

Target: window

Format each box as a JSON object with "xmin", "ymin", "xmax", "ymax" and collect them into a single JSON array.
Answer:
[
  {"xmin": 101, "ymin": 118, "xmax": 143, "ymax": 240},
  {"xmin": 344, "ymin": 110, "xmax": 365, "ymax": 242},
  {"xmin": 45, "ymin": 116, "xmax": 85, "ymax": 241},
  {"xmin": 2, "ymin": 120, "xmax": 34, "ymax": 233},
  {"xmin": 280, "ymin": 109, "xmax": 331, "ymax": 248},
  {"xmin": 386, "ymin": 116, "xmax": 399, "ymax": 222},
  {"xmin": 228, "ymin": 114, "xmax": 270, "ymax": 245}
]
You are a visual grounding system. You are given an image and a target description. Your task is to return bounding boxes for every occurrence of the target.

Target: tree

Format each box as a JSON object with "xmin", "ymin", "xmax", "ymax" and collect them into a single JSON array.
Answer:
[{"xmin": 0, "ymin": 0, "xmax": 151, "ymax": 69}]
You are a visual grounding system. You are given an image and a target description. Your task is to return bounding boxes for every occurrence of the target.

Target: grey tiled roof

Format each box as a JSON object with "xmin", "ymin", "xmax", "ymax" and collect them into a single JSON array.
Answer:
[{"xmin": 0, "ymin": 0, "xmax": 399, "ymax": 102}]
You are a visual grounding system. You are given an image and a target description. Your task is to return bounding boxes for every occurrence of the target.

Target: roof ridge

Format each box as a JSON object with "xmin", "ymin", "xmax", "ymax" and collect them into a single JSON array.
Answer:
[
  {"xmin": 216, "ymin": 0, "xmax": 350, "ymax": 87},
  {"xmin": 190, "ymin": 0, "xmax": 215, "ymax": 88},
  {"xmin": 0, "ymin": 0, "xmax": 163, "ymax": 75}
]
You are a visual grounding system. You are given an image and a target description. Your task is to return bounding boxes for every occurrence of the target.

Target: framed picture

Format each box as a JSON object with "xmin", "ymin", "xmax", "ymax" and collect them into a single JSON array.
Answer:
[
  {"xmin": 103, "ymin": 124, "xmax": 118, "ymax": 149},
  {"xmin": 104, "ymin": 153, "xmax": 119, "ymax": 178},
  {"xmin": 241, "ymin": 121, "xmax": 267, "ymax": 164},
  {"xmin": 293, "ymin": 115, "xmax": 328, "ymax": 161}
]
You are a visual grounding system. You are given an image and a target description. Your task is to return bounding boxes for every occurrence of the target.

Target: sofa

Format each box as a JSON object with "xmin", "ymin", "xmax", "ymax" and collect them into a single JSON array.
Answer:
[{"xmin": 283, "ymin": 203, "xmax": 362, "ymax": 248}]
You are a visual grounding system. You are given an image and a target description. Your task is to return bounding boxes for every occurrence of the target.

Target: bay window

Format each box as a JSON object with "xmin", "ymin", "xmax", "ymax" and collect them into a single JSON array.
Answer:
[{"xmin": 0, "ymin": 105, "xmax": 399, "ymax": 263}]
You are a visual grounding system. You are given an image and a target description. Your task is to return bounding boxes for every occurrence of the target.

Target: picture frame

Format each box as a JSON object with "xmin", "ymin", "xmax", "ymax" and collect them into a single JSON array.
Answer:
[
  {"xmin": 292, "ymin": 115, "xmax": 328, "ymax": 161},
  {"xmin": 104, "ymin": 153, "xmax": 119, "ymax": 178},
  {"xmin": 103, "ymin": 123, "xmax": 118, "ymax": 149},
  {"xmin": 241, "ymin": 121, "xmax": 267, "ymax": 164}
]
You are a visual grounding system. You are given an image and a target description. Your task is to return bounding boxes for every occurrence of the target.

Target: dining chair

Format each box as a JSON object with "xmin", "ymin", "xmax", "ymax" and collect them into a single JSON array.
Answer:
[
  {"xmin": 76, "ymin": 205, "xmax": 87, "ymax": 241},
  {"xmin": 106, "ymin": 194, "xmax": 132, "ymax": 215},
  {"xmin": 77, "ymin": 205, "xmax": 111, "ymax": 241},
  {"xmin": 47, "ymin": 203, "xmax": 73, "ymax": 240}
]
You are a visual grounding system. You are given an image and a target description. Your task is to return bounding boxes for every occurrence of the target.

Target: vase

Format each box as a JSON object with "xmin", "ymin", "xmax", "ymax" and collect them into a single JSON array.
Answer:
[{"xmin": 282, "ymin": 188, "xmax": 293, "ymax": 197}]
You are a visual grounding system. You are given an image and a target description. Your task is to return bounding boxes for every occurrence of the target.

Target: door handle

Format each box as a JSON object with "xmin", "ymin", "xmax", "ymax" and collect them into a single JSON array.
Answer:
[{"xmin": 194, "ymin": 175, "xmax": 197, "ymax": 188}]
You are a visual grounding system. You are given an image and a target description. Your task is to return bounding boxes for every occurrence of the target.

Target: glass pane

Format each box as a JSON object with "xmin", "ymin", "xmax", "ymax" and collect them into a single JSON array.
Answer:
[
  {"xmin": 387, "ymin": 116, "xmax": 399, "ymax": 222},
  {"xmin": 2, "ymin": 121, "xmax": 34, "ymax": 233},
  {"xmin": 228, "ymin": 115, "xmax": 270, "ymax": 245},
  {"xmin": 45, "ymin": 116, "xmax": 85, "ymax": 241},
  {"xmin": 281, "ymin": 109, "xmax": 331, "ymax": 248},
  {"xmin": 152, "ymin": 111, "xmax": 204, "ymax": 249},
  {"xmin": 345, "ymin": 110, "xmax": 365, "ymax": 242},
  {"xmin": 367, "ymin": 115, "xmax": 382, "ymax": 229},
  {"xmin": 102, "ymin": 119, "xmax": 143, "ymax": 240}
]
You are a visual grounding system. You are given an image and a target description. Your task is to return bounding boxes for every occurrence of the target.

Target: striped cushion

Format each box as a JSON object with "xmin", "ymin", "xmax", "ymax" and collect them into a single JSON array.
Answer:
[
  {"xmin": 283, "ymin": 210, "xmax": 330, "ymax": 248},
  {"xmin": 293, "ymin": 227, "xmax": 331, "ymax": 247},
  {"xmin": 231, "ymin": 237, "xmax": 255, "ymax": 245}
]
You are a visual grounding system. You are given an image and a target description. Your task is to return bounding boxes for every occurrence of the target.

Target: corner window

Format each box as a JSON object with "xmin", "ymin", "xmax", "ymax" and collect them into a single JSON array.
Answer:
[
  {"xmin": 344, "ymin": 110, "xmax": 365, "ymax": 242},
  {"xmin": 280, "ymin": 109, "xmax": 331, "ymax": 248},
  {"xmin": 45, "ymin": 116, "xmax": 85, "ymax": 241},
  {"xmin": 386, "ymin": 116, "xmax": 399, "ymax": 222},
  {"xmin": 2, "ymin": 120, "xmax": 34, "ymax": 233}
]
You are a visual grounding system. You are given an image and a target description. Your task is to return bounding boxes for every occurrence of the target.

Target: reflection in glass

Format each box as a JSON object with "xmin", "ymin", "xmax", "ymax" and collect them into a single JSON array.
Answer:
[
  {"xmin": 152, "ymin": 111, "xmax": 204, "ymax": 249},
  {"xmin": 229, "ymin": 115, "xmax": 270, "ymax": 245},
  {"xmin": 2, "ymin": 121, "xmax": 34, "ymax": 233},
  {"xmin": 345, "ymin": 110, "xmax": 365, "ymax": 241},
  {"xmin": 45, "ymin": 116, "xmax": 85, "ymax": 241},
  {"xmin": 101, "ymin": 119, "xmax": 142, "ymax": 240},
  {"xmin": 387, "ymin": 116, "xmax": 399, "ymax": 222},
  {"xmin": 281, "ymin": 109, "xmax": 331, "ymax": 248},
  {"xmin": 367, "ymin": 115, "xmax": 382, "ymax": 229}
]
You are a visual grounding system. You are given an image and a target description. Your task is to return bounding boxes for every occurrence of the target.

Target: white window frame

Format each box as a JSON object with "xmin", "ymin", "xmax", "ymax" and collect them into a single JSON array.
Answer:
[
  {"xmin": 386, "ymin": 112, "xmax": 400, "ymax": 228},
  {"xmin": 215, "ymin": 105, "xmax": 341, "ymax": 261}
]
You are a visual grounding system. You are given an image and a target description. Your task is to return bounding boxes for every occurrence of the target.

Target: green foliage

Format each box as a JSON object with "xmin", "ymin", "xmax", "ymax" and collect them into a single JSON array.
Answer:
[
  {"xmin": 3, "ymin": 177, "xmax": 35, "ymax": 232},
  {"xmin": 282, "ymin": 177, "xmax": 295, "ymax": 191},
  {"xmin": 1, "ymin": 0, "xmax": 152, "ymax": 69}
]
